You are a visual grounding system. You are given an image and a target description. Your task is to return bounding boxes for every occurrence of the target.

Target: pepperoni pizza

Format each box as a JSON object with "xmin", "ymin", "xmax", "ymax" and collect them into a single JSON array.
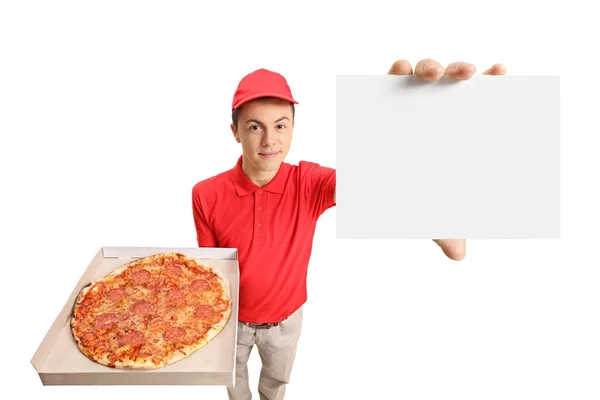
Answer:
[{"xmin": 70, "ymin": 252, "xmax": 231, "ymax": 369}]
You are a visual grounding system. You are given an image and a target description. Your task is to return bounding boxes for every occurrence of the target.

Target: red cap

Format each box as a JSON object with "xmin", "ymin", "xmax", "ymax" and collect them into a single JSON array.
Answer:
[{"xmin": 231, "ymin": 68, "xmax": 298, "ymax": 110}]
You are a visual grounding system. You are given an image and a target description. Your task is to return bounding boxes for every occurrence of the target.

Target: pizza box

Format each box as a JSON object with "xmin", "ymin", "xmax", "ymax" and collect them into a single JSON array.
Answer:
[{"xmin": 30, "ymin": 246, "xmax": 240, "ymax": 386}]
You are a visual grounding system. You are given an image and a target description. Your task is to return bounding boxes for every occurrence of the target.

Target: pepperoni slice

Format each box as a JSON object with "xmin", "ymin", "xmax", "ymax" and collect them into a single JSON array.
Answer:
[
  {"xmin": 106, "ymin": 287, "xmax": 126, "ymax": 301},
  {"xmin": 194, "ymin": 305, "xmax": 214, "ymax": 320},
  {"xmin": 164, "ymin": 327, "xmax": 186, "ymax": 342},
  {"xmin": 166, "ymin": 289, "xmax": 185, "ymax": 302},
  {"xmin": 94, "ymin": 313, "xmax": 118, "ymax": 329},
  {"xmin": 118, "ymin": 330, "xmax": 145, "ymax": 347},
  {"xmin": 190, "ymin": 279, "xmax": 209, "ymax": 292},
  {"xmin": 166, "ymin": 263, "xmax": 182, "ymax": 276},
  {"xmin": 132, "ymin": 301, "xmax": 154, "ymax": 315},
  {"xmin": 131, "ymin": 269, "xmax": 151, "ymax": 283}
]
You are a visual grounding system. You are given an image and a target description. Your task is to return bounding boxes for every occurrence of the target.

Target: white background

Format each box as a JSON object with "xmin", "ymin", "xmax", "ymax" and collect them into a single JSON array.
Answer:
[{"xmin": 1, "ymin": 1, "xmax": 599, "ymax": 399}]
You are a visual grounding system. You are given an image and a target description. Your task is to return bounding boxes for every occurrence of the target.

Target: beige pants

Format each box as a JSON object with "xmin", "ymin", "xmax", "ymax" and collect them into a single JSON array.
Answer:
[{"xmin": 227, "ymin": 307, "xmax": 303, "ymax": 400}]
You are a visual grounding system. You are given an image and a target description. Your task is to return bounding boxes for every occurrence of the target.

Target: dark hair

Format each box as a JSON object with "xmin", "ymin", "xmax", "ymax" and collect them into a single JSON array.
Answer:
[{"xmin": 231, "ymin": 97, "xmax": 295, "ymax": 130}]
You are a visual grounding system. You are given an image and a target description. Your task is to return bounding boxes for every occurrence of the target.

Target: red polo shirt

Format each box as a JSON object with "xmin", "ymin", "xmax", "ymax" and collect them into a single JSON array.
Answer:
[{"xmin": 191, "ymin": 156, "xmax": 336, "ymax": 324}]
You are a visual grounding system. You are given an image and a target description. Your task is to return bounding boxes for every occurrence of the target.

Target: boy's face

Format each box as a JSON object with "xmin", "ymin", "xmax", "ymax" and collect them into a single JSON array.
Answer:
[{"xmin": 231, "ymin": 97, "xmax": 294, "ymax": 175}]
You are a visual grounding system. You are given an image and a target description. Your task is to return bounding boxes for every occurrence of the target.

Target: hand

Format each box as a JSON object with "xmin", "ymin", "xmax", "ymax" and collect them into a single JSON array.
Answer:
[
  {"xmin": 387, "ymin": 58, "xmax": 507, "ymax": 261},
  {"xmin": 388, "ymin": 58, "xmax": 506, "ymax": 81}
]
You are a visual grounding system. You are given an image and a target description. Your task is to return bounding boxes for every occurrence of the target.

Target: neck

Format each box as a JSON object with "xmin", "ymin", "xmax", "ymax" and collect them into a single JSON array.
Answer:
[{"xmin": 241, "ymin": 156, "xmax": 279, "ymax": 187}]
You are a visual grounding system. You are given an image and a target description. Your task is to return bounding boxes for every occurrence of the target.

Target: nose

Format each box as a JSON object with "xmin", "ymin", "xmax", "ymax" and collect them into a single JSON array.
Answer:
[{"xmin": 261, "ymin": 128, "xmax": 277, "ymax": 147}]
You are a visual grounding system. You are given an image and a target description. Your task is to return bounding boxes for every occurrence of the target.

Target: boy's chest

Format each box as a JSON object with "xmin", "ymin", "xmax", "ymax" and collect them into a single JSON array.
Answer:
[{"xmin": 212, "ymin": 192, "xmax": 305, "ymax": 247}]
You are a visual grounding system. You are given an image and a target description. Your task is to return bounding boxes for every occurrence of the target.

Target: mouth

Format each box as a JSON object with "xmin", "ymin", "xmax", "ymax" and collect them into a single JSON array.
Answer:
[{"xmin": 258, "ymin": 151, "xmax": 281, "ymax": 159}]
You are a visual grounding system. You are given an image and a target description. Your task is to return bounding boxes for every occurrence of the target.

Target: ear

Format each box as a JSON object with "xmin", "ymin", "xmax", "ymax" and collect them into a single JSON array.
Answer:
[{"xmin": 230, "ymin": 123, "xmax": 241, "ymax": 143}]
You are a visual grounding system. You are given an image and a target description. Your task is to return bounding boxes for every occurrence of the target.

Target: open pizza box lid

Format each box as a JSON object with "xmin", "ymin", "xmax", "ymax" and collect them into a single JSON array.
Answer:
[{"xmin": 30, "ymin": 246, "xmax": 240, "ymax": 386}]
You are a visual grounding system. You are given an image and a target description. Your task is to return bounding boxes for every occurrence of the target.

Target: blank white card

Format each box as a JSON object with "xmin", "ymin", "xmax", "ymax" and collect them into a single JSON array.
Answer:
[{"xmin": 336, "ymin": 75, "xmax": 560, "ymax": 239}]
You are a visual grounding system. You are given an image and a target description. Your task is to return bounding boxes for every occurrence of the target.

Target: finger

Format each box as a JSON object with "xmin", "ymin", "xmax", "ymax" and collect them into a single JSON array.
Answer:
[
  {"xmin": 414, "ymin": 59, "xmax": 445, "ymax": 82},
  {"xmin": 388, "ymin": 59, "xmax": 413, "ymax": 75},
  {"xmin": 445, "ymin": 61, "xmax": 476, "ymax": 80},
  {"xmin": 483, "ymin": 63, "xmax": 507, "ymax": 75}
]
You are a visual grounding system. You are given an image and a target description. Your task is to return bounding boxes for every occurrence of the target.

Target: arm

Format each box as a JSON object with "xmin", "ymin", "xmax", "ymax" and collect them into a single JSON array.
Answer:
[
  {"xmin": 303, "ymin": 162, "xmax": 336, "ymax": 218},
  {"xmin": 192, "ymin": 187, "xmax": 218, "ymax": 247}
]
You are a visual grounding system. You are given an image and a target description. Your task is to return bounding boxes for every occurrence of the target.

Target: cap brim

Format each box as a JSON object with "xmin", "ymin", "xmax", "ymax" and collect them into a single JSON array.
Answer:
[{"xmin": 233, "ymin": 92, "xmax": 299, "ymax": 110}]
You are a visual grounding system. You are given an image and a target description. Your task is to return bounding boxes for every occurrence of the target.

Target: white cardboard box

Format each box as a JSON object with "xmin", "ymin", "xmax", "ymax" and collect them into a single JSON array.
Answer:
[{"xmin": 31, "ymin": 246, "xmax": 239, "ymax": 385}]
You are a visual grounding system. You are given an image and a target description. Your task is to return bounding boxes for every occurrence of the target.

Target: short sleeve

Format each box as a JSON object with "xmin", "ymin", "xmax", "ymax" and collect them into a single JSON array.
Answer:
[
  {"xmin": 192, "ymin": 186, "xmax": 218, "ymax": 247},
  {"xmin": 301, "ymin": 161, "xmax": 336, "ymax": 218}
]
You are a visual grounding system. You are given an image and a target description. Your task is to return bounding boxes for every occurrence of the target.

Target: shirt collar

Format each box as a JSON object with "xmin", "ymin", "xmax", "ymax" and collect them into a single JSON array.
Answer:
[{"xmin": 231, "ymin": 156, "xmax": 289, "ymax": 196}]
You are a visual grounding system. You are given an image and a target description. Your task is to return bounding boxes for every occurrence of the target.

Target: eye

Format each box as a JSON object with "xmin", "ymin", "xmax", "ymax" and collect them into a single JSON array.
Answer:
[
  {"xmin": 276, "ymin": 124, "xmax": 285, "ymax": 130},
  {"xmin": 249, "ymin": 124, "xmax": 261, "ymax": 131}
]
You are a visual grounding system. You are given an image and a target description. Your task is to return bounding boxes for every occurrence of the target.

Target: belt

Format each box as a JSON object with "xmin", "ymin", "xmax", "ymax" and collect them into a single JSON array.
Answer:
[
  {"xmin": 243, "ymin": 322, "xmax": 280, "ymax": 329},
  {"xmin": 242, "ymin": 317, "xmax": 288, "ymax": 330}
]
